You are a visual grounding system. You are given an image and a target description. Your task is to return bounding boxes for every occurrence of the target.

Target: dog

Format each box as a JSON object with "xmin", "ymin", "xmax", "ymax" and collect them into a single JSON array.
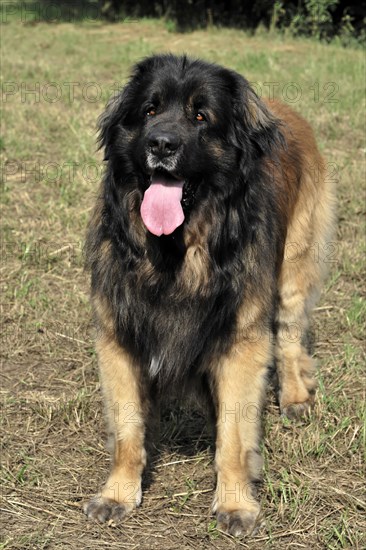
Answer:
[{"xmin": 83, "ymin": 54, "xmax": 335, "ymax": 536}]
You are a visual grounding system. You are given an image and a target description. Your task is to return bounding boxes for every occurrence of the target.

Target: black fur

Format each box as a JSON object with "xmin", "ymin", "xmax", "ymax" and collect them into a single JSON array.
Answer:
[{"xmin": 85, "ymin": 54, "xmax": 286, "ymax": 386}]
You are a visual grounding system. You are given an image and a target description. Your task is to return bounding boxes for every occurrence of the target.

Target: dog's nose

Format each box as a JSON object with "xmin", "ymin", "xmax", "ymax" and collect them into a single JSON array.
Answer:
[{"xmin": 148, "ymin": 132, "xmax": 181, "ymax": 157}]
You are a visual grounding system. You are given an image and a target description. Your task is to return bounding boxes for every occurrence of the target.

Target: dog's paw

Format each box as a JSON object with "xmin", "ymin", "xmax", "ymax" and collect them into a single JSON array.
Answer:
[
  {"xmin": 83, "ymin": 496, "xmax": 130, "ymax": 524},
  {"xmin": 216, "ymin": 506, "xmax": 262, "ymax": 537},
  {"xmin": 281, "ymin": 399, "xmax": 313, "ymax": 420}
]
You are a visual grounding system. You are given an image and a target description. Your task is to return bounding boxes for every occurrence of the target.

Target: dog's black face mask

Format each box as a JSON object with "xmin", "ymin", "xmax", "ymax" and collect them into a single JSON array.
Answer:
[
  {"xmin": 126, "ymin": 57, "xmax": 238, "ymax": 236},
  {"xmin": 99, "ymin": 54, "xmax": 281, "ymax": 236}
]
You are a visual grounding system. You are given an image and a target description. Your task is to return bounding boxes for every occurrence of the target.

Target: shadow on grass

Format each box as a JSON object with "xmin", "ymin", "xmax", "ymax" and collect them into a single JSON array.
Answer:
[{"xmin": 142, "ymin": 401, "xmax": 215, "ymax": 493}]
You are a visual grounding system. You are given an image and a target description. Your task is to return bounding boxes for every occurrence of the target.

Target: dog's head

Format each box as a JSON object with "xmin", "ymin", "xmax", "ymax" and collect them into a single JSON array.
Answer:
[{"xmin": 99, "ymin": 54, "xmax": 281, "ymax": 236}]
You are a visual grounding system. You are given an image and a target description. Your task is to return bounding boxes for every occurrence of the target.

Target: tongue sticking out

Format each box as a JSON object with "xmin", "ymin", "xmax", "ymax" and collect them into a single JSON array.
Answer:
[{"xmin": 140, "ymin": 173, "xmax": 185, "ymax": 236}]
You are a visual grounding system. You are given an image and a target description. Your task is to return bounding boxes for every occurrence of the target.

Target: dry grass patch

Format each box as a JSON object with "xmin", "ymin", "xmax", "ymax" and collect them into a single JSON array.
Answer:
[{"xmin": 1, "ymin": 18, "xmax": 365, "ymax": 550}]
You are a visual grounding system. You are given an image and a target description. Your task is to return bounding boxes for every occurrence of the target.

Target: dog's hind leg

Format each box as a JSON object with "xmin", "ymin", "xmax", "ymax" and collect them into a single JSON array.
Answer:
[
  {"xmin": 275, "ymin": 272, "xmax": 319, "ymax": 419},
  {"xmin": 276, "ymin": 168, "xmax": 335, "ymax": 419}
]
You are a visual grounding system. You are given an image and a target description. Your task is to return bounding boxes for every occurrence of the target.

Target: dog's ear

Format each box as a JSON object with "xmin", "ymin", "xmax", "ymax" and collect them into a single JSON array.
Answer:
[
  {"xmin": 231, "ymin": 77, "xmax": 284, "ymax": 164},
  {"xmin": 97, "ymin": 86, "xmax": 131, "ymax": 161},
  {"xmin": 97, "ymin": 57, "xmax": 156, "ymax": 161}
]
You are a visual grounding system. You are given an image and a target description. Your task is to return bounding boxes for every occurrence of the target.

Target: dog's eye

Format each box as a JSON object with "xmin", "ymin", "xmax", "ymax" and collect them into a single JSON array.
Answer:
[
  {"xmin": 146, "ymin": 108, "xmax": 157, "ymax": 117},
  {"xmin": 196, "ymin": 112, "xmax": 205, "ymax": 122}
]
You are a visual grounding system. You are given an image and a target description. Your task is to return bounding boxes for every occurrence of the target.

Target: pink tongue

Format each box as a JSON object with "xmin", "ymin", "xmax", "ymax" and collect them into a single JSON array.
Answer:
[{"xmin": 140, "ymin": 174, "xmax": 185, "ymax": 236}]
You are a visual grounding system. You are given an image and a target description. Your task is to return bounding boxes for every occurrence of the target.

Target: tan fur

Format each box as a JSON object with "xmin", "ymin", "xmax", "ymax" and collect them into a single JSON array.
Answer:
[
  {"xmin": 212, "ymin": 331, "xmax": 271, "ymax": 534},
  {"xmin": 268, "ymin": 100, "xmax": 336, "ymax": 415},
  {"xmin": 207, "ymin": 140, "xmax": 225, "ymax": 159},
  {"xmin": 85, "ymin": 316, "xmax": 147, "ymax": 517},
  {"xmin": 181, "ymin": 216, "xmax": 213, "ymax": 294},
  {"xmin": 93, "ymin": 293, "xmax": 115, "ymax": 335}
]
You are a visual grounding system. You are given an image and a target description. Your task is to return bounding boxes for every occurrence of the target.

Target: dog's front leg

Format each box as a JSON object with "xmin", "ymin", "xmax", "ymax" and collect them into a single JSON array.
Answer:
[
  {"xmin": 212, "ymin": 332, "xmax": 271, "ymax": 536},
  {"xmin": 84, "ymin": 334, "xmax": 147, "ymax": 523}
]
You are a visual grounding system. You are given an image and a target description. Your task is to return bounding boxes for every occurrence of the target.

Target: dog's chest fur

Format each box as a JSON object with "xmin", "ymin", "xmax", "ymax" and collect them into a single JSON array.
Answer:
[{"xmin": 114, "ymin": 233, "xmax": 244, "ymax": 383}]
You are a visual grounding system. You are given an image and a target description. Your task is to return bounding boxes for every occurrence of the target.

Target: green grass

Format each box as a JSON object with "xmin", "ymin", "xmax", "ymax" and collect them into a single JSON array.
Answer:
[{"xmin": 1, "ymin": 17, "xmax": 365, "ymax": 550}]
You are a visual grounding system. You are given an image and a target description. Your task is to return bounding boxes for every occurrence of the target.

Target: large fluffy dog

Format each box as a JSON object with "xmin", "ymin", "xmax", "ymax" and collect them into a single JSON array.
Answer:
[{"xmin": 84, "ymin": 54, "xmax": 335, "ymax": 536}]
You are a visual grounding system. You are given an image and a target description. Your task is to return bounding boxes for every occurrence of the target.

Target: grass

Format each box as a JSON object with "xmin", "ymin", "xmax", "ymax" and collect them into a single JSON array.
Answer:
[{"xmin": 1, "ymin": 16, "xmax": 365, "ymax": 550}]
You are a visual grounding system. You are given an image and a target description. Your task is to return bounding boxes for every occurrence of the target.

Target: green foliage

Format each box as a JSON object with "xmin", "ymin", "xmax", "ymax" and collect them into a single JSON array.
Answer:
[
  {"xmin": 14, "ymin": 1, "xmax": 364, "ymax": 44},
  {"xmin": 269, "ymin": 0, "xmax": 364, "ymax": 44},
  {"xmin": 305, "ymin": 0, "xmax": 339, "ymax": 39},
  {"xmin": 104, "ymin": 0, "xmax": 364, "ymax": 44}
]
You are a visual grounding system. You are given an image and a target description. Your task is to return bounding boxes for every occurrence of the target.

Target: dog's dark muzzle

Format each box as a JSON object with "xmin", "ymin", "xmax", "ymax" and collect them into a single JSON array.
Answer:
[{"xmin": 147, "ymin": 130, "xmax": 182, "ymax": 159}]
